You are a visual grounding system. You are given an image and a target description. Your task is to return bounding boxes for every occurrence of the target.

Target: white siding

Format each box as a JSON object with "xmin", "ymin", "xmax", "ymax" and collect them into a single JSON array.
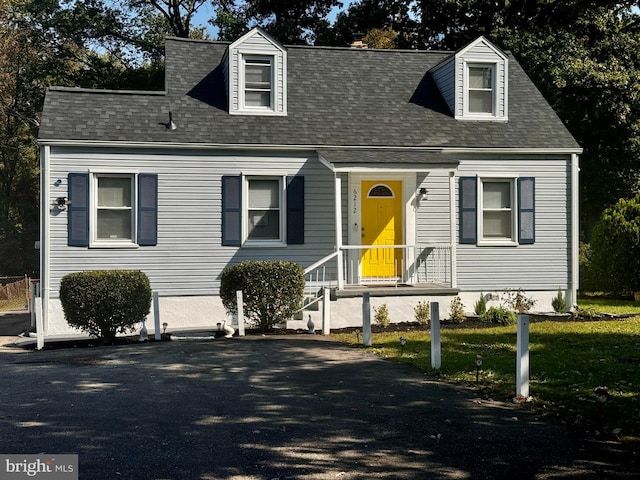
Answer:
[
  {"xmin": 431, "ymin": 59, "xmax": 455, "ymax": 113},
  {"xmin": 46, "ymin": 148, "xmax": 335, "ymax": 299},
  {"xmin": 455, "ymin": 155, "xmax": 572, "ymax": 290},
  {"xmin": 416, "ymin": 171, "xmax": 451, "ymax": 244}
]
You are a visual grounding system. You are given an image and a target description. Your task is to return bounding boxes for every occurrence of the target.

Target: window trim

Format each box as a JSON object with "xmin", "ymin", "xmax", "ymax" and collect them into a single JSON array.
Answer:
[
  {"xmin": 465, "ymin": 63, "xmax": 497, "ymax": 118},
  {"xmin": 240, "ymin": 54, "xmax": 275, "ymax": 112},
  {"xmin": 243, "ymin": 175, "xmax": 286, "ymax": 247},
  {"xmin": 90, "ymin": 172, "xmax": 138, "ymax": 248},
  {"xmin": 477, "ymin": 176, "xmax": 517, "ymax": 246}
]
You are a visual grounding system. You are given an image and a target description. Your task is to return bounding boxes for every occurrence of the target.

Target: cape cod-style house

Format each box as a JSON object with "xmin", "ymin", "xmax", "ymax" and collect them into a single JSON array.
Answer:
[{"xmin": 37, "ymin": 28, "xmax": 581, "ymax": 338}]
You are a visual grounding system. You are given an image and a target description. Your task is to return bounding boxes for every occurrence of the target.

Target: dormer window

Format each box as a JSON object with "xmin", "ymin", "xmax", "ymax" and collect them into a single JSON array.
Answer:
[
  {"xmin": 225, "ymin": 27, "xmax": 287, "ymax": 116},
  {"xmin": 243, "ymin": 55, "xmax": 273, "ymax": 109},
  {"xmin": 467, "ymin": 64, "xmax": 495, "ymax": 115},
  {"xmin": 430, "ymin": 36, "xmax": 508, "ymax": 121}
]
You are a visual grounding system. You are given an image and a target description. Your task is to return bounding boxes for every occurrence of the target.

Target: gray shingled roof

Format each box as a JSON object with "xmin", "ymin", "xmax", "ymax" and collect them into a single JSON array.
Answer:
[{"xmin": 38, "ymin": 37, "xmax": 580, "ymax": 151}]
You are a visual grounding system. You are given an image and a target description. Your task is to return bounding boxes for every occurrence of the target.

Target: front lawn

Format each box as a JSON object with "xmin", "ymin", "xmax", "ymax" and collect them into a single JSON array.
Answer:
[{"xmin": 331, "ymin": 316, "xmax": 640, "ymax": 443}]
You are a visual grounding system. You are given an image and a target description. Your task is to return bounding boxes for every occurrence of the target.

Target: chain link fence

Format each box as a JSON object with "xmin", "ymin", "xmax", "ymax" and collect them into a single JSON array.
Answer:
[{"xmin": 0, "ymin": 276, "xmax": 30, "ymax": 312}]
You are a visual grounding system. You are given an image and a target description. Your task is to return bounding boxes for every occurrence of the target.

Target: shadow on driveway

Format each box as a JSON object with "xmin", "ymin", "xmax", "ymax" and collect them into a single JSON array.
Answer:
[{"xmin": 0, "ymin": 336, "xmax": 637, "ymax": 479}]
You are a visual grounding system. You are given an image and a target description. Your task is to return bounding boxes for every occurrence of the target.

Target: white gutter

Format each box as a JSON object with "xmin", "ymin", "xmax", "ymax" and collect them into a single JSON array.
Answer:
[
  {"xmin": 570, "ymin": 153, "xmax": 580, "ymax": 309},
  {"xmin": 38, "ymin": 139, "xmax": 583, "ymax": 156}
]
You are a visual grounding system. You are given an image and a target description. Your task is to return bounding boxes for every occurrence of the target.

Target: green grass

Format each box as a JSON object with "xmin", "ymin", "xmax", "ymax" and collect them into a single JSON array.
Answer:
[
  {"xmin": 578, "ymin": 297, "xmax": 640, "ymax": 315},
  {"xmin": 331, "ymin": 317, "xmax": 640, "ymax": 442}
]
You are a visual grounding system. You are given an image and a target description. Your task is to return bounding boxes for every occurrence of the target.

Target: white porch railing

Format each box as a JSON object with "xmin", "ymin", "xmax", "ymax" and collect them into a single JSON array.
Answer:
[
  {"xmin": 302, "ymin": 245, "xmax": 452, "ymax": 311},
  {"xmin": 341, "ymin": 244, "xmax": 451, "ymax": 286}
]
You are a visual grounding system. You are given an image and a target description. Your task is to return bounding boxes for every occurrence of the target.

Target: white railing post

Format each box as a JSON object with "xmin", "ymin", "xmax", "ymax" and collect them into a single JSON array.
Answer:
[
  {"xmin": 516, "ymin": 314, "xmax": 530, "ymax": 398},
  {"xmin": 35, "ymin": 299, "xmax": 44, "ymax": 350},
  {"xmin": 362, "ymin": 292, "xmax": 372, "ymax": 346},
  {"xmin": 236, "ymin": 290, "xmax": 245, "ymax": 336},
  {"xmin": 430, "ymin": 302, "xmax": 441, "ymax": 369},
  {"xmin": 153, "ymin": 292, "xmax": 161, "ymax": 340},
  {"xmin": 322, "ymin": 287, "xmax": 330, "ymax": 335}
]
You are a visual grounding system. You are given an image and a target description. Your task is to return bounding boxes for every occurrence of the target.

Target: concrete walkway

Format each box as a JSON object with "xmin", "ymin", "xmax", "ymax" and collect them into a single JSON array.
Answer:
[{"xmin": 0, "ymin": 335, "xmax": 637, "ymax": 479}]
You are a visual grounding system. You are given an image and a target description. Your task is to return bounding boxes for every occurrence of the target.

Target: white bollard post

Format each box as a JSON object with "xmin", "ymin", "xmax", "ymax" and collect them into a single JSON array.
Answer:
[
  {"xmin": 430, "ymin": 302, "xmax": 441, "ymax": 369},
  {"xmin": 236, "ymin": 290, "xmax": 245, "ymax": 336},
  {"xmin": 153, "ymin": 292, "xmax": 161, "ymax": 340},
  {"xmin": 322, "ymin": 287, "xmax": 331, "ymax": 335},
  {"xmin": 29, "ymin": 281, "xmax": 36, "ymax": 327},
  {"xmin": 362, "ymin": 292, "xmax": 372, "ymax": 346},
  {"xmin": 516, "ymin": 314, "xmax": 530, "ymax": 398}
]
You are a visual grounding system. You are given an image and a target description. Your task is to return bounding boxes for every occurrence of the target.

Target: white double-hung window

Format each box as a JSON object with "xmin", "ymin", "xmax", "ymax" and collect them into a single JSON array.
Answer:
[
  {"xmin": 246, "ymin": 177, "xmax": 283, "ymax": 243},
  {"xmin": 467, "ymin": 64, "xmax": 495, "ymax": 115},
  {"xmin": 480, "ymin": 178, "xmax": 515, "ymax": 242},
  {"xmin": 243, "ymin": 55, "xmax": 273, "ymax": 109},
  {"xmin": 94, "ymin": 174, "xmax": 135, "ymax": 244}
]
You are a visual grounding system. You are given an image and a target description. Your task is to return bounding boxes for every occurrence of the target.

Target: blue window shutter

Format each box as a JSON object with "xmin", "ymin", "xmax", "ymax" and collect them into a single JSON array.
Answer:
[
  {"xmin": 138, "ymin": 174, "xmax": 158, "ymax": 246},
  {"xmin": 286, "ymin": 176, "xmax": 304, "ymax": 244},
  {"xmin": 459, "ymin": 176, "xmax": 477, "ymax": 244},
  {"xmin": 518, "ymin": 177, "xmax": 535, "ymax": 244},
  {"xmin": 222, "ymin": 176, "xmax": 242, "ymax": 246},
  {"xmin": 67, "ymin": 173, "xmax": 89, "ymax": 246}
]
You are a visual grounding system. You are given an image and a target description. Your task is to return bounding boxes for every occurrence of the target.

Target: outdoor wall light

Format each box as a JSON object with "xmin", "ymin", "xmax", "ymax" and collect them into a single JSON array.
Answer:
[
  {"xmin": 416, "ymin": 188, "xmax": 428, "ymax": 207},
  {"xmin": 52, "ymin": 197, "xmax": 69, "ymax": 210},
  {"xmin": 167, "ymin": 111, "xmax": 177, "ymax": 131},
  {"xmin": 54, "ymin": 179, "xmax": 62, "ymax": 187}
]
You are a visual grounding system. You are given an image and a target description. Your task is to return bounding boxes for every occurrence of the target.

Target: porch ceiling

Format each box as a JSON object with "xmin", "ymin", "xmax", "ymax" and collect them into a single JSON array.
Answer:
[{"xmin": 317, "ymin": 148, "xmax": 460, "ymax": 172}]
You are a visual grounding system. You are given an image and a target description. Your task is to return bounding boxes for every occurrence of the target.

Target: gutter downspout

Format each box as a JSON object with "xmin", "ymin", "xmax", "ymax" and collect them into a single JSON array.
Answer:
[
  {"xmin": 570, "ymin": 153, "xmax": 580, "ymax": 309},
  {"xmin": 38, "ymin": 145, "xmax": 50, "ymax": 350},
  {"xmin": 449, "ymin": 171, "xmax": 457, "ymax": 288},
  {"xmin": 335, "ymin": 174, "xmax": 344, "ymax": 290}
]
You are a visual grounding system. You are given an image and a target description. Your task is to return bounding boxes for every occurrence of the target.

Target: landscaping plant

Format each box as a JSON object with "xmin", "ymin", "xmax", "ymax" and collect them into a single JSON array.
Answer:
[
  {"xmin": 59, "ymin": 270, "xmax": 152, "ymax": 344},
  {"xmin": 480, "ymin": 306, "xmax": 517, "ymax": 325},
  {"xmin": 502, "ymin": 288, "xmax": 536, "ymax": 313},
  {"xmin": 474, "ymin": 292, "xmax": 487, "ymax": 316},
  {"xmin": 220, "ymin": 260, "xmax": 304, "ymax": 332},
  {"xmin": 448, "ymin": 296, "xmax": 465, "ymax": 323},
  {"xmin": 413, "ymin": 300, "xmax": 430, "ymax": 326},
  {"xmin": 552, "ymin": 288, "xmax": 566, "ymax": 313},
  {"xmin": 374, "ymin": 303, "xmax": 391, "ymax": 328}
]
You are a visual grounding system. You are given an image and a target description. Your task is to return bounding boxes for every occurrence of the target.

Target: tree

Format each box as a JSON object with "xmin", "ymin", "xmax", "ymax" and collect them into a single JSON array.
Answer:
[
  {"xmin": 362, "ymin": 27, "xmax": 398, "ymax": 49},
  {"xmin": 590, "ymin": 194, "xmax": 640, "ymax": 294},
  {"xmin": 215, "ymin": 0, "xmax": 342, "ymax": 44}
]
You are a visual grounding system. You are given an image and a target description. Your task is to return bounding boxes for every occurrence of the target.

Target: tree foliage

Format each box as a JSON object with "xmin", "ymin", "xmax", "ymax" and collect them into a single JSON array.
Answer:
[{"xmin": 590, "ymin": 195, "xmax": 640, "ymax": 294}]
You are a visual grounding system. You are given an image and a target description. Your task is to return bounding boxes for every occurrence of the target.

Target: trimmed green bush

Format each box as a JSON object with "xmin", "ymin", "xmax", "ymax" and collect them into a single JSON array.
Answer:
[
  {"xmin": 220, "ymin": 260, "xmax": 305, "ymax": 332},
  {"xmin": 480, "ymin": 306, "xmax": 517, "ymax": 326},
  {"xmin": 59, "ymin": 270, "xmax": 152, "ymax": 344},
  {"xmin": 590, "ymin": 195, "xmax": 640, "ymax": 295}
]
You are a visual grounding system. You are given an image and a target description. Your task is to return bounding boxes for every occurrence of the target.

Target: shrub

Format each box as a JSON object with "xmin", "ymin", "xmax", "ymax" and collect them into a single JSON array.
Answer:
[
  {"xmin": 590, "ymin": 195, "xmax": 640, "ymax": 295},
  {"xmin": 481, "ymin": 306, "xmax": 517, "ymax": 326},
  {"xmin": 474, "ymin": 292, "xmax": 487, "ymax": 316},
  {"xmin": 59, "ymin": 270, "xmax": 152, "ymax": 344},
  {"xmin": 551, "ymin": 288, "xmax": 566, "ymax": 313},
  {"xmin": 374, "ymin": 303, "xmax": 391, "ymax": 327},
  {"xmin": 502, "ymin": 288, "xmax": 536, "ymax": 313},
  {"xmin": 413, "ymin": 301, "xmax": 430, "ymax": 326},
  {"xmin": 220, "ymin": 260, "xmax": 305, "ymax": 332},
  {"xmin": 448, "ymin": 296, "xmax": 465, "ymax": 323}
]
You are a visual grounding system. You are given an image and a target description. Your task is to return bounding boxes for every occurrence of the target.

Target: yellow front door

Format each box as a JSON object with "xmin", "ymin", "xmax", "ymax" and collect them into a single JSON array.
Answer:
[{"xmin": 361, "ymin": 181, "xmax": 403, "ymax": 279}]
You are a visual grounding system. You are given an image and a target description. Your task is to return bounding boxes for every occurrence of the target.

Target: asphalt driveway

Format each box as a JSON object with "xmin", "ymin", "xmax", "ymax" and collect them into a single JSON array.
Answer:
[{"xmin": 0, "ymin": 335, "xmax": 637, "ymax": 479}]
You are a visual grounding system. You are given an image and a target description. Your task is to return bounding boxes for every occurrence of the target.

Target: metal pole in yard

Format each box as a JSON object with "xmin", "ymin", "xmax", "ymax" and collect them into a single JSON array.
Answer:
[
  {"xmin": 362, "ymin": 292, "xmax": 372, "ymax": 346},
  {"xmin": 516, "ymin": 314, "xmax": 530, "ymax": 398},
  {"xmin": 430, "ymin": 302, "xmax": 441, "ymax": 369},
  {"xmin": 236, "ymin": 290, "xmax": 245, "ymax": 336}
]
